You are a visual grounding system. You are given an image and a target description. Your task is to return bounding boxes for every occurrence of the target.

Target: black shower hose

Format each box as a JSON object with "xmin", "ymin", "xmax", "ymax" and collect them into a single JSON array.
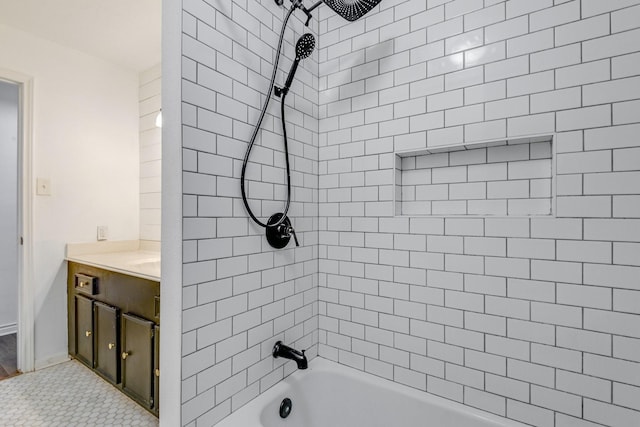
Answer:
[{"xmin": 240, "ymin": 4, "xmax": 296, "ymax": 229}]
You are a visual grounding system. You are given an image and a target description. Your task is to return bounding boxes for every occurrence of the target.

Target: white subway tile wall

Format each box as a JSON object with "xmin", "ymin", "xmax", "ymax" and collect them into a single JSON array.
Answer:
[
  {"xmin": 180, "ymin": 0, "xmax": 640, "ymax": 426},
  {"xmin": 179, "ymin": 0, "xmax": 319, "ymax": 425},
  {"xmin": 317, "ymin": 1, "xmax": 640, "ymax": 426},
  {"xmin": 140, "ymin": 64, "xmax": 162, "ymax": 242}
]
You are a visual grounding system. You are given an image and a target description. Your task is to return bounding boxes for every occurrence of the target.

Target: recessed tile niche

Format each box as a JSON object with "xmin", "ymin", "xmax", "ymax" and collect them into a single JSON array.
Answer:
[{"xmin": 395, "ymin": 135, "xmax": 555, "ymax": 217}]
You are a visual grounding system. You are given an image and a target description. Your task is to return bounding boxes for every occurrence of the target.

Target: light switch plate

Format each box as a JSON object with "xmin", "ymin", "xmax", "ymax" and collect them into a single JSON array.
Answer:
[
  {"xmin": 97, "ymin": 226, "xmax": 108, "ymax": 241},
  {"xmin": 36, "ymin": 178, "xmax": 51, "ymax": 196}
]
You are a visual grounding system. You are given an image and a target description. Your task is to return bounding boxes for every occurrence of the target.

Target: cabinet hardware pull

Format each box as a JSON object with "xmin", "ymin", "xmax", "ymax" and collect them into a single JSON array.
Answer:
[
  {"xmin": 79, "ymin": 282, "xmax": 85, "ymax": 287},
  {"xmin": 155, "ymin": 369, "xmax": 160, "ymax": 377},
  {"xmin": 122, "ymin": 351, "xmax": 130, "ymax": 360},
  {"xmin": 85, "ymin": 330, "xmax": 92, "ymax": 337},
  {"xmin": 108, "ymin": 343, "xmax": 115, "ymax": 350}
]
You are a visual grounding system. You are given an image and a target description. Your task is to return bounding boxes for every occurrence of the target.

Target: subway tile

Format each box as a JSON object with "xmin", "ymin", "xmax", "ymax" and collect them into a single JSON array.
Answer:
[
  {"xmin": 486, "ymin": 375, "xmax": 530, "ymax": 403},
  {"xmin": 557, "ymin": 196, "xmax": 612, "ymax": 218},
  {"xmin": 585, "ymin": 309, "xmax": 640, "ymax": 338},
  {"xmin": 485, "ymin": 56, "xmax": 529, "ymax": 82},
  {"xmin": 612, "ymin": 52, "xmax": 640, "ymax": 79},
  {"xmin": 508, "ymin": 359, "xmax": 555, "ymax": 388},
  {"xmin": 531, "ymin": 385, "xmax": 582, "ymax": 417},
  {"xmin": 614, "ymin": 100, "xmax": 640, "ymax": 125},
  {"xmin": 508, "ymin": 318, "xmax": 555, "ymax": 345},
  {"xmin": 583, "ymin": 28, "xmax": 640, "ymax": 62},
  {"xmin": 557, "ymin": 283, "xmax": 612, "ymax": 309},
  {"xmin": 556, "ymin": 105, "xmax": 611, "ymax": 132},
  {"xmin": 556, "ymin": 150, "xmax": 612, "ymax": 174},
  {"xmin": 584, "ymin": 354, "xmax": 640, "ymax": 386},
  {"xmin": 581, "ymin": 0, "xmax": 640, "ymax": 18},
  {"xmin": 485, "ymin": 96, "xmax": 529, "ymax": 120},
  {"xmin": 532, "ymin": 343, "xmax": 582, "ymax": 372},
  {"xmin": 530, "ymin": 1, "xmax": 580, "ymax": 31},
  {"xmin": 585, "ymin": 123, "xmax": 640, "ymax": 150},
  {"xmin": 585, "ymin": 399, "xmax": 640, "ymax": 427},
  {"xmin": 557, "ymin": 370, "xmax": 611, "ymax": 402},
  {"xmin": 584, "ymin": 76, "xmax": 640, "ymax": 106},
  {"xmin": 555, "ymin": 14, "xmax": 610, "ymax": 46},
  {"xmin": 507, "ymin": 29, "xmax": 554, "ymax": 58},
  {"xmin": 445, "ymin": 0, "xmax": 484, "ymax": 19},
  {"xmin": 555, "ymin": 59, "xmax": 611, "ymax": 89},
  {"xmin": 465, "ymin": 81, "xmax": 506, "ymax": 105},
  {"xmin": 557, "ymin": 326, "xmax": 612, "ymax": 356},
  {"xmin": 507, "ymin": 113, "xmax": 555, "ymax": 137},
  {"xmin": 485, "ymin": 16, "xmax": 528, "ymax": 43},
  {"xmin": 464, "ymin": 387, "xmax": 506, "ymax": 416},
  {"xmin": 464, "ymin": 3, "xmax": 505, "ymax": 31},
  {"xmin": 531, "ymin": 87, "xmax": 581, "ymax": 113},
  {"xmin": 530, "ymin": 44, "xmax": 581, "ymax": 72},
  {"xmin": 614, "ymin": 336, "xmax": 640, "ymax": 363}
]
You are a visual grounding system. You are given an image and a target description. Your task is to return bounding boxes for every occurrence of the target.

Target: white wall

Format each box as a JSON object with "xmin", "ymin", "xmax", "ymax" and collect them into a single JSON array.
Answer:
[
  {"xmin": 176, "ymin": 1, "xmax": 640, "ymax": 426},
  {"xmin": 0, "ymin": 80, "xmax": 19, "ymax": 335},
  {"xmin": 0, "ymin": 24, "xmax": 140, "ymax": 367},
  {"xmin": 178, "ymin": 0, "xmax": 319, "ymax": 424},
  {"xmin": 139, "ymin": 64, "xmax": 162, "ymax": 243},
  {"xmin": 317, "ymin": 1, "xmax": 640, "ymax": 426}
]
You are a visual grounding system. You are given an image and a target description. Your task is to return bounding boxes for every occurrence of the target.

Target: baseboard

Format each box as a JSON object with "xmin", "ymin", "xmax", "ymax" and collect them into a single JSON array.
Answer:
[
  {"xmin": 35, "ymin": 352, "xmax": 70, "ymax": 370},
  {"xmin": 0, "ymin": 323, "xmax": 17, "ymax": 337}
]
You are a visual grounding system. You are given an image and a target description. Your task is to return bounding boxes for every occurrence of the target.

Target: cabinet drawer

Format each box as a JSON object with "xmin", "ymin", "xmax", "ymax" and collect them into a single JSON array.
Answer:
[{"xmin": 75, "ymin": 273, "xmax": 98, "ymax": 295}]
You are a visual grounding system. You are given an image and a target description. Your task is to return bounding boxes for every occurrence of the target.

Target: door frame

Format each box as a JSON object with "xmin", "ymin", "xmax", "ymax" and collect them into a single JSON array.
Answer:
[{"xmin": 0, "ymin": 69, "xmax": 35, "ymax": 373}]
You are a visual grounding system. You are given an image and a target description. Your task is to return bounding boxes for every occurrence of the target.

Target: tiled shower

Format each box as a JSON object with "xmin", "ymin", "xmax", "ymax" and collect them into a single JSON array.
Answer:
[{"xmin": 178, "ymin": 0, "xmax": 640, "ymax": 426}]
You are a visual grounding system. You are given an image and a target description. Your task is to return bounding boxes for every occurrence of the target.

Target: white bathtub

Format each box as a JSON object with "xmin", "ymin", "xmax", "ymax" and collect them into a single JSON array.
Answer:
[{"xmin": 217, "ymin": 358, "xmax": 526, "ymax": 427}]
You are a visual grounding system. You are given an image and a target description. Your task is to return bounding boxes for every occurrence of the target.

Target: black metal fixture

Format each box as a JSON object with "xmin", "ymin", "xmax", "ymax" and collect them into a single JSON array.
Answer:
[
  {"xmin": 242, "ymin": 0, "xmax": 382, "ymax": 249},
  {"xmin": 274, "ymin": 33, "xmax": 316, "ymax": 98},
  {"xmin": 266, "ymin": 213, "xmax": 299, "ymax": 249},
  {"xmin": 279, "ymin": 398, "xmax": 293, "ymax": 419},
  {"xmin": 274, "ymin": 0, "xmax": 383, "ymax": 26},
  {"xmin": 273, "ymin": 341, "xmax": 308, "ymax": 369}
]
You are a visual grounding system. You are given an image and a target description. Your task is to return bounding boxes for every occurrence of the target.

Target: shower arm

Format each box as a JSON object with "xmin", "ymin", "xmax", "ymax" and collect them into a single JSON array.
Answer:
[{"xmin": 288, "ymin": 0, "xmax": 323, "ymax": 26}]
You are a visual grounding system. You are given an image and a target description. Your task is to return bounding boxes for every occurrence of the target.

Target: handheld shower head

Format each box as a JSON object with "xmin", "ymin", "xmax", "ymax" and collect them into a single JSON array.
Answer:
[
  {"xmin": 296, "ymin": 33, "xmax": 316, "ymax": 59},
  {"xmin": 323, "ymin": 0, "xmax": 382, "ymax": 21},
  {"xmin": 282, "ymin": 33, "xmax": 316, "ymax": 96}
]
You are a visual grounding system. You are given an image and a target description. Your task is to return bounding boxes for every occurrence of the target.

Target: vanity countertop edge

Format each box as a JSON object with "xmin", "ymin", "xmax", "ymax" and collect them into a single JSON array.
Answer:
[{"xmin": 66, "ymin": 240, "xmax": 160, "ymax": 281}]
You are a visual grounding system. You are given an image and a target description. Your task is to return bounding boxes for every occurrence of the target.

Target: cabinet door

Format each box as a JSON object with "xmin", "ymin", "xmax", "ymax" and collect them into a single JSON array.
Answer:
[
  {"xmin": 153, "ymin": 324, "xmax": 160, "ymax": 415},
  {"xmin": 75, "ymin": 295, "xmax": 94, "ymax": 367},
  {"xmin": 121, "ymin": 313, "xmax": 154, "ymax": 408},
  {"xmin": 94, "ymin": 302, "xmax": 119, "ymax": 384}
]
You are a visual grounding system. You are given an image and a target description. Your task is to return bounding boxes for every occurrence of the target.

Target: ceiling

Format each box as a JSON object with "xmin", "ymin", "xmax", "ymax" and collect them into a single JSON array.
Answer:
[{"xmin": 0, "ymin": 0, "xmax": 161, "ymax": 72}]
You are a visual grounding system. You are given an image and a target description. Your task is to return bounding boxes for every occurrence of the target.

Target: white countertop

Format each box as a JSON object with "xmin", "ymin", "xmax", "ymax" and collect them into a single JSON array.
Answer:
[{"xmin": 66, "ymin": 241, "xmax": 160, "ymax": 281}]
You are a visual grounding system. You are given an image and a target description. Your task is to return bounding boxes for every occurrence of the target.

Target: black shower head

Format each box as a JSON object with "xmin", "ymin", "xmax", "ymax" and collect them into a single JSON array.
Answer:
[
  {"xmin": 281, "ymin": 33, "xmax": 316, "ymax": 96},
  {"xmin": 295, "ymin": 33, "xmax": 316, "ymax": 59},
  {"xmin": 323, "ymin": 0, "xmax": 382, "ymax": 21}
]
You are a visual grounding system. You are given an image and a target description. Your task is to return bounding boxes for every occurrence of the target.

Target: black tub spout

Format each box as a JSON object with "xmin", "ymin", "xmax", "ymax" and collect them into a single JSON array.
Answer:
[{"xmin": 273, "ymin": 341, "xmax": 308, "ymax": 369}]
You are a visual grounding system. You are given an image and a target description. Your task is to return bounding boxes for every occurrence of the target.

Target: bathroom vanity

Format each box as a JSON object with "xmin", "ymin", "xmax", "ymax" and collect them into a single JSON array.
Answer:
[{"xmin": 66, "ymin": 242, "xmax": 160, "ymax": 416}]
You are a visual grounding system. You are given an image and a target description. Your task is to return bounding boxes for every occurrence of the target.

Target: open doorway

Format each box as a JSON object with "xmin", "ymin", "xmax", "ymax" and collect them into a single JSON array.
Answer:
[{"xmin": 0, "ymin": 79, "xmax": 19, "ymax": 380}]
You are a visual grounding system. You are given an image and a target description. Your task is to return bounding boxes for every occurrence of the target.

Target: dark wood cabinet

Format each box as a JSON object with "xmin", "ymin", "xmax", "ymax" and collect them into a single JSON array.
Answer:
[
  {"xmin": 67, "ymin": 261, "xmax": 160, "ymax": 416},
  {"xmin": 74, "ymin": 294, "xmax": 94, "ymax": 367},
  {"xmin": 94, "ymin": 302, "xmax": 119, "ymax": 384},
  {"xmin": 154, "ymin": 324, "xmax": 160, "ymax": 416},
  {"xmin": 121, "ymin": 313, "xmax": 155, "ymax": 409}
]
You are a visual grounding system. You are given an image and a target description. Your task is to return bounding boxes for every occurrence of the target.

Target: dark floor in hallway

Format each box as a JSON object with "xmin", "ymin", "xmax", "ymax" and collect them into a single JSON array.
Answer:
[{"xmin": 0, "ymin": 334, "xmax": 18, "ymax": 380}]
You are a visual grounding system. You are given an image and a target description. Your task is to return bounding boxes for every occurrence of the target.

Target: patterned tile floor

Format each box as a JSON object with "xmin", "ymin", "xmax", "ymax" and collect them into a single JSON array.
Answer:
[{"xmin": 0, "ymin": 360, "xmax": 158, "ymax": 426}]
